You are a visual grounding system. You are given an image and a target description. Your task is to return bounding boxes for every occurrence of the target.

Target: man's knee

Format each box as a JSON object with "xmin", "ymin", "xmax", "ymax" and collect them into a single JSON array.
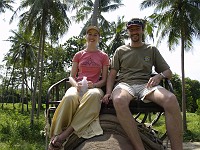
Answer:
[
  {"xmin": 113, "ymin": 96, "xmax": 130, "ymax": 111},
  {"xmin": 163, "ymin": 93, "xmax": 179, "ymax": 111}
]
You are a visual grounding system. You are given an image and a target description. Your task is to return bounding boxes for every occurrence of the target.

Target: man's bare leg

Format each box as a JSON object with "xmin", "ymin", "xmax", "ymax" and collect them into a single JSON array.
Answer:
[
  {"xmin": 147, "ymin": 89, "xmax": 183, "ymax": 150},
  {"xmin": 112, "ymin": 89, "xmax": 145, "ymax": 150},
  {"xmin": 164, "ymin": 96, "xmax": 183, "ymax": 150}
]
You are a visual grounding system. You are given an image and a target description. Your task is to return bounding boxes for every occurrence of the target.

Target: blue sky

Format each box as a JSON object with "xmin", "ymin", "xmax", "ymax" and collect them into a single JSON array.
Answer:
[{"xmin": 0, "ymin": 0, "xmax": 200, "ymax": 81}]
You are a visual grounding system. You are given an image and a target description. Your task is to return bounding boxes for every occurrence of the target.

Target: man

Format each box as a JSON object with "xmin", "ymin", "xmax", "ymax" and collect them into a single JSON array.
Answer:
[{"xmin": 102, "ymin": 18, "xmax": 183, "ymax": 150}]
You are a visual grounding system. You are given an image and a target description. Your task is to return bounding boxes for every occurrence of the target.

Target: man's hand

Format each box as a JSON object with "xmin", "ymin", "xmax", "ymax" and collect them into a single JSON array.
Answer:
[
  {"xmin": 102, "ymin": 94, "xmax": 111, "ymax": 104},
  {"xmin": 146, "ymin": 74, "xmax": 162, "ymax": 88}
]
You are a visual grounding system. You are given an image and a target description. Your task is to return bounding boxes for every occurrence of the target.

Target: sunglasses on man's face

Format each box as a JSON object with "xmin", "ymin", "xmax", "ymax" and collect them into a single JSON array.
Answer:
[{"xmin": 127, "ymin": 20, "xmax": 143, "ymax": 27}]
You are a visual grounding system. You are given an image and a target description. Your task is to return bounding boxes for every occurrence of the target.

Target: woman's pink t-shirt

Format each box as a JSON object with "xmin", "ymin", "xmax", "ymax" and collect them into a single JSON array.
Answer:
[{"xmin": 72, "ymin": 50, "xmax": 110, "ymax": 83}]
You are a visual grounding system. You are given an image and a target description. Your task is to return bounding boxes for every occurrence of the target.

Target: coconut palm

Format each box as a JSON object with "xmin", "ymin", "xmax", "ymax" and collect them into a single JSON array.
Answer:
[
  {"xmin": 103, "ymin": 16, "xmax": 155, "ymax": 57},
  {"xmin": 91, "ymin": 0, "xmax": 99, "ymax": 26},
  {"xmin": 104, "ymin": 16, "xmax": 127, "ymax": 57},
  {"xmin": 0, "ymin": 0, "xmax": 14, "ymax": 13},
  {"xmin": 73, "ymin": 0, "xmax": 124, "ymax": 35},
  {"xmin": 140, "ymin": 0, "xmax": 200, "ymax": 131},
  {"xmin": 5, "ymin": 29, "xmax": 37, "ymax": 113},
  {"xmin": 10, "ymin": 0, "xmax": 73, "ymax": 125}
]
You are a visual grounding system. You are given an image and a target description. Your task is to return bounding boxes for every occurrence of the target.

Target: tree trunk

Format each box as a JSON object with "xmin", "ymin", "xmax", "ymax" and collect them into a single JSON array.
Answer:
[
  {"xmin": 181, "ymin": 37, "xmax": 187, "ymax": 131},
  {"xmin": 30, "ymin": 12, "xmax": 46, "ymax": 126},
  {"xmin": 37, "ymin": 27, "xmax": 46, "ymax": 119},
  {"xmin": 21, "ymin": 58, "xmax": 26, "ymax": 113},
  {"xmin": 91, "ymin": 0, "xmax": 99, "ymax": 26}
]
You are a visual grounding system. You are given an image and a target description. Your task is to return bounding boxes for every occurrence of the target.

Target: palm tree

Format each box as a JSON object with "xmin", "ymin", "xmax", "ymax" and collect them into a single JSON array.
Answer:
[
  {"xmin": 10, "ymin": 0, "xmax": 73, "ymax": 126},
  {"xmin": 5, "ymin": 29, "xmax": 37, "ymax": 113},
  {"xmin": 0, "ymin": 0, "xmax": 14, "ymax": 13},
  {"xmin": 91, "ymin": 0, "xmax": 99, "ymax": 26},
  {"xmin": 103, "ymin": 16, "xmax": 155, "ymax": 57},
  {"xmin": 103, "ymin": 16, "xmax": 127, "ymax": 57},
  {"xmin": 140, "ymin": 0, "xmax": 200, "ymax": 131},
  {"xmin": 73, "ymin": 0, "xmax": 124, "ymax": 35}
]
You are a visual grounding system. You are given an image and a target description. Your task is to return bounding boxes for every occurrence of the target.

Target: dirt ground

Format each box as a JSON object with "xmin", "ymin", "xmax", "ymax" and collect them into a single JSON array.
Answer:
[{"xmin": 166, "ymin": 142, "xmax": 200, "ymax": 150}]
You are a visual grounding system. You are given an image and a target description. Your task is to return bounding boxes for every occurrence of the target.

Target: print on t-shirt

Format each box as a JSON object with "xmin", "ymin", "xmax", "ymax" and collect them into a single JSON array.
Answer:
[{"xmin": 81, "ymin": 57, "xmax": 99, "ymax": 67}]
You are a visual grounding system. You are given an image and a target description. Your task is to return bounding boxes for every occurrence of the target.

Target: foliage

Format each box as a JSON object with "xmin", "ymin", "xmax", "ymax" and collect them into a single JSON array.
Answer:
[
  {"xmin": 140, "ymin": 0, "xmax": 200, "ymax": 51},
  {"xmin": 196, "ymin": 99, "xmax": 200, "ymax": 115},
  {"xmin": 171, "ymin": 74, "xmax": 200, "ymax": 113},
  {"xmin": 185, "ymin": 78, "xmax": 200, "ymax": 112},
  {"xmin": 0, "ymin": 104, "xmax": 45, "ymax": 149},
  {"xmin": 36, "ymin": 36, "xmax": 86, "ymax": 102},
  {"xmin": 4, "ymin": 28, "xmax": 37, "ymax": 96},
  {"xmin": 62, "ymin": 36, "xmax": 86, "ymax": 67},
  {"xmin": 0, "ymin": 0, "xmax": 14, "ymax": 14},
  {"xmin": 151, "ymin": 113, "xmax": 200, "ymax": 142},
  {"xmin": 1, "ymin": 87, "xmax": 21, "ymax": 103},
  {"xmin": 1, "ymin": 40, "xmax": 200, "ymax": 114},
  {"xmin": 0, "ymin": 104, "xmax": 200, "ymax": 150},
  {"xmin": 73, "ymin": 0, "xmax": 124, "ymax": 36},
  {"xmin": 140, "ymin": 0, "xmax": 200, "ymax": 131},
  {"xmin": 171, "ymin": 73, "xmax": 182, "ymax": 104},
  {"xmin": 0, "ymin": 0, "xmax": 200, "ymax": 130},
  {"xmin": 183, "ymin": 113, "xmax": 200, "ymax": 141},
  {"xmin": 102, "ymin": 16, "xmax": 127, "ymax": 57},
  {"xmin": 10, "ymin": 0, "xmax": 76, "ymax": 125},
  {"xmin": 44, "ymin": 44, "xmax": 68, "ymax": 87}
]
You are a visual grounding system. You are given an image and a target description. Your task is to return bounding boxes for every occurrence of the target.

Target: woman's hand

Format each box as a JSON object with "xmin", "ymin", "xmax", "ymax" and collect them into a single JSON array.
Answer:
[
  {"xmin": 76, "ymin": 82, "xmax": 82, "ymax": 92},
  {"xmin": 87, "ymin": 81, "xmax": 95, "ymax": 89},
  {"xmin": 77, "ymin": 80, "xmax": 94, "ymax": 91}
]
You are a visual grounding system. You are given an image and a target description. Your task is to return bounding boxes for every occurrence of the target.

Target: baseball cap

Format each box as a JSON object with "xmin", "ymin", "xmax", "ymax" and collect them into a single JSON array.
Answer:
[
  {"xmin": 126, "ymin": 18, "xmax": 145, "ymax": 29},
  {"xmin": 86, "ymin": 26, "xmax": 100, "ymax": 35}
]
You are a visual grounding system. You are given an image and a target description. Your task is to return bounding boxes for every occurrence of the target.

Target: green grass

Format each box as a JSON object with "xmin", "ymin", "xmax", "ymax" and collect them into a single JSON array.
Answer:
[
  {"xmin": 0, "ymin": 104, "xmax": 46, "ymax": 150},
  {"xmin": 0, "ymin": 104, "xmax": 199, "ymax": 150},
  {"xmin": 184, "ymin": 113, "xmax": 200, "ymax": 141},
  {"xmin": 136, "ymin": 112, "xmax": 200, "ymax": 142}
]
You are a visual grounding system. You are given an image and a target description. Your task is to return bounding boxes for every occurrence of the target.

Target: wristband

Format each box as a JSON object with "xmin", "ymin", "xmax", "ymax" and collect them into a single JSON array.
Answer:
[{"xmin": 160, "ymin": 72, "xmax": 166, "ymax": 78}]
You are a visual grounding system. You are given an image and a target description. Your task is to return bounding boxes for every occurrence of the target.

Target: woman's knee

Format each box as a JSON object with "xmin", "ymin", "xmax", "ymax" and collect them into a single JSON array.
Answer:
[
  {"xmin": 61, "ymin": 92, "xmax": 79, "ymax": 106},
  {"xmin": 86, "ymin": 89, "xmax": 103, "ymax": 101}
]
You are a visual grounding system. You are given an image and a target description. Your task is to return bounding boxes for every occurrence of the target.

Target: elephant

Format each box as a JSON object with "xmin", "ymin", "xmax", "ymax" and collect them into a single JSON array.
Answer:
[{"xmin": 64, "ymin": 114, "xmax": 165, "ymax": 150}]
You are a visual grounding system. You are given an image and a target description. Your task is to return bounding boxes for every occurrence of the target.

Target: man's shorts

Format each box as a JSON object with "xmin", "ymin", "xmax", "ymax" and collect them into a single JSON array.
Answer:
[{"xmin": 112, "ymin": 82, "xmax": 164, "ymax": 103}]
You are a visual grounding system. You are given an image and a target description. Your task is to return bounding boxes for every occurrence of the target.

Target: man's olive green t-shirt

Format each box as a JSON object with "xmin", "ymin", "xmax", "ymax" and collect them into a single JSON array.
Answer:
[{"xmin": 111, "ymin": 44, "xmax": 170, "ymax": 85}]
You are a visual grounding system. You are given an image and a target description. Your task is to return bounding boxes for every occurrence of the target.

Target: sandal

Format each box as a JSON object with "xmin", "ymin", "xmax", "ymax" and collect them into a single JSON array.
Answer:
[{"xmin": 48, "ymin": 136, "xmax": 65, "ymax": 150}]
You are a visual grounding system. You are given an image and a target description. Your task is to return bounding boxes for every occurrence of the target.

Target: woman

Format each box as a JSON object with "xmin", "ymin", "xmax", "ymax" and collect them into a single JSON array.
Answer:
[{"xmin": 48, "ymin": 26, "xmax": 110, "ymax": 150}]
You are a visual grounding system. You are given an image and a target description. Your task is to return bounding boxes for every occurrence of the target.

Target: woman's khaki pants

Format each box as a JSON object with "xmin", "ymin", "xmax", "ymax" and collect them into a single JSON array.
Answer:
[{"xmin": 50, "ymin": 87, "xmax": 104, "ymax": 139}]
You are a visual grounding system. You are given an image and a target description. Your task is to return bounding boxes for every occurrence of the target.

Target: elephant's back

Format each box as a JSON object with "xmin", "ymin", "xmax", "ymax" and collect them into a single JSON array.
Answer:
[{"xmin": 64, "ymin": 114, "xmax": 133, "ymax": 150}]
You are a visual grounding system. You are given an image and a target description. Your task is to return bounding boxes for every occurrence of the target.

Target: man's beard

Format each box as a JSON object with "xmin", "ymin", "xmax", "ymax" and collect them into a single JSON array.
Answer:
[{"xmin": 131, "ymin": 34, "xmax": 140, "ymax": 42}]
